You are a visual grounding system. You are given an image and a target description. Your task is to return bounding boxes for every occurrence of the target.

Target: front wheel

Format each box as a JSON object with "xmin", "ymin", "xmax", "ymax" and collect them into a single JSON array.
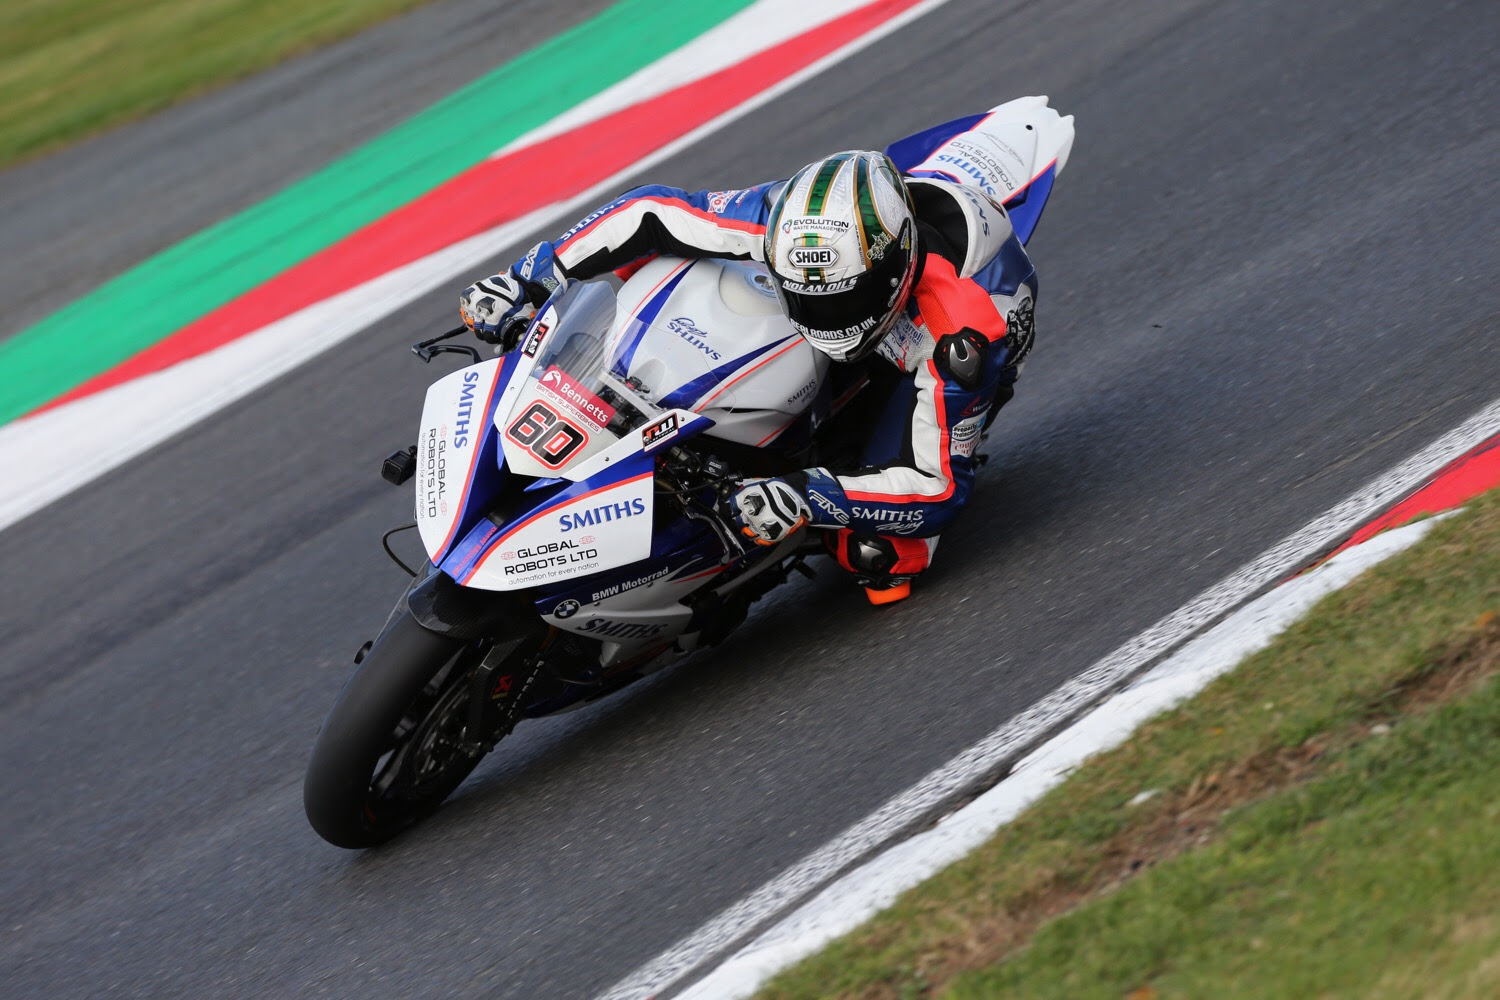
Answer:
[{"xmin": 304, "ymin": 612, "xmax": 487, "ymax": 848}]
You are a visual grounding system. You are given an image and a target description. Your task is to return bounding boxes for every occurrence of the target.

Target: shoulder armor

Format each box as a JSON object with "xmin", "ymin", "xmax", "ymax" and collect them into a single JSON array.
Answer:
[{"xmin": 906, "ymin": 178, "xmax": 1013, "ymax": 280}]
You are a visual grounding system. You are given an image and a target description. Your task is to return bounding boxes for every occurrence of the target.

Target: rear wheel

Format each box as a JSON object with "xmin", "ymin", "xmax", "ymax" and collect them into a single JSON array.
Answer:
[{"xmin": 304, "ymin": 612, "xmax": 491, "ymax": 848}]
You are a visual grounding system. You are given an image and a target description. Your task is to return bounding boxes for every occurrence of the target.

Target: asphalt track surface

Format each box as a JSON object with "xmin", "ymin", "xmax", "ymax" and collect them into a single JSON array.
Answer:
[
  {"xmin": 2, "ymin": 0, "xmax": 1497, "ymax": 996},
  {"xmin": 0, "ymin": 0, "xmax": 619, "ymax": 344}
]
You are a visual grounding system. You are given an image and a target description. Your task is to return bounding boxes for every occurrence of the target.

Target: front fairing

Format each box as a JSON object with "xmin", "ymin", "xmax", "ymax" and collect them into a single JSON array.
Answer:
[
  {"xmin": 438, "ymin": 453, "xmax": 657, "ymax": 591},
  {"xmin": 412, "ymin": 357, "xmax": 510, "ymax": 565},
  {"xmin": 496, "ymin": 283, "xmax": 672, "ymax": 479},
  {"xmin": 413, "ymin": 281, "xmax": 716, "ymax": 592}
]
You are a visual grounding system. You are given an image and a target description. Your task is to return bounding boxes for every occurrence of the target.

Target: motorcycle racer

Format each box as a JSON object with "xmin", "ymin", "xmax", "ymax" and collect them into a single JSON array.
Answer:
[{"xmin": 459, "ymin": 131, "xmax": 1041, "ymax": 604}]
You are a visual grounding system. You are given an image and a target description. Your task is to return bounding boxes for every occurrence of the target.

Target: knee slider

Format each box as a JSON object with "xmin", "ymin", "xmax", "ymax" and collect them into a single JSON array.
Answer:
[
  {"xmin": 828, "ymin": 531, "xmax": 937, "ymax": 579},
  {"xmin": 846, "ymin": 534, "xmax": 898, "ymax": 576}
]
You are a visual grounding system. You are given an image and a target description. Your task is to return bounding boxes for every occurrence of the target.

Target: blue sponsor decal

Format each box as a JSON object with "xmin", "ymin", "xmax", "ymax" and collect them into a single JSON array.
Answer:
[
  {"xmin": 453, "ymin": 370, "xmax": 482, "ymax": 448},
  {"xmin": 578, "ymin": 618, "xmax": 668, "ymax": 639},
  {"xmin": 558, "ymin": 497, "xmax": 647, "ymax": 532},
  {"xmin": 934, "ymin": 154, "xmax": 998, "ymax": 198},
  {"xmin": 667, "ymin": 316, "xmax": 721, "ymax": 360}
]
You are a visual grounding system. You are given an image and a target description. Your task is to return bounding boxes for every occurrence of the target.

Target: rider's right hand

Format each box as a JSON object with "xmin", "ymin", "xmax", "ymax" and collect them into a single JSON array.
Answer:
[
  {"xmin": 459, "ymin": 272, "xmax": 536, "ymax": 345},
  {"xmin": 724, "ymin": 477, "xmax": 812, "ymax": 546}
]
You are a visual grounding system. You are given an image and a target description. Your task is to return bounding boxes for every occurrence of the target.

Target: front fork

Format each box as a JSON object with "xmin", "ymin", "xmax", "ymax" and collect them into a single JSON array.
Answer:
[{"xmin": 395, "ymin": 565, "xmax": 551, "ymax": 756}]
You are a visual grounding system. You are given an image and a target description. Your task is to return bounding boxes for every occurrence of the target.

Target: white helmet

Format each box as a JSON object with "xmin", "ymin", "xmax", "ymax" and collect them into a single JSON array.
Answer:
[{"xmin": 764, "ymin": 150, "xmax": 918, "ymax": 362}]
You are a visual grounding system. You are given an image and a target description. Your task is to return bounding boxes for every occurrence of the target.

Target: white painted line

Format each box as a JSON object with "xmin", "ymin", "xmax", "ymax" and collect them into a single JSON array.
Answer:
[
  {"xmin": 677, "ymin": 515, "xmax": 1449, "ymax": 999},
  {"xmin": 491, "ymin": 0, "xmax": 888, "ymax": 157},
  {"xmin": 596, "ymin": 396, "xmax": 1500, "ymax": 1000},
  {"xmin": 0, "ymin": 0, "xmax": 955, "ymax": 535},
  {"xmin": 0, "ymin": 209, "xmax": 550, "ymax": 533}
]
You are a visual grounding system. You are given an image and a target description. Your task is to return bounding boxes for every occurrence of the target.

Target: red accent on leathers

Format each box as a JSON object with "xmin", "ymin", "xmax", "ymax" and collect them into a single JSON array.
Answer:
[{"xmin": 826, "ymin": 529, "xmax": 936, "ymax": 576}]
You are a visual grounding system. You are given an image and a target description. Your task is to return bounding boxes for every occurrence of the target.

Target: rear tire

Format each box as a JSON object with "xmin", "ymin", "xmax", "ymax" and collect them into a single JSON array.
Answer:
[{"xmin": 304, "ymin": 612, "xmax": 484, "ymax": 848}]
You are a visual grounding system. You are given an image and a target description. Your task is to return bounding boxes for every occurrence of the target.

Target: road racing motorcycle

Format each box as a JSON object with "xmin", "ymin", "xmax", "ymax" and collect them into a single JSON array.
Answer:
[{"xmin": 303, "ymin": 97, "xmax": 1074, "ymax": 848}]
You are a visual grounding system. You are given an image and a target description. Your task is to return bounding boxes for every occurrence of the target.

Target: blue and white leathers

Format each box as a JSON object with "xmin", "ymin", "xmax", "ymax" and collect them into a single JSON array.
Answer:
[{"xmin": 502, "ymin": 98, "xmax": 1074, "ymax": 552}]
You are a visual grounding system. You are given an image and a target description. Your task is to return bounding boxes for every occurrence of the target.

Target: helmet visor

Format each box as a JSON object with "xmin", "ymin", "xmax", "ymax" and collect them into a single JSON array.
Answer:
[{"xmin": 775, "ymin": 221, "xmax": 915, "ymax": 361}]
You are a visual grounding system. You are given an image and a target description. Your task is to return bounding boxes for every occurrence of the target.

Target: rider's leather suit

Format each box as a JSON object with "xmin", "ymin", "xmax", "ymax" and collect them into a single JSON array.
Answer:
[{"xmin": 532, "ymin": 120, "xmax": 1039, "ymax": 583}]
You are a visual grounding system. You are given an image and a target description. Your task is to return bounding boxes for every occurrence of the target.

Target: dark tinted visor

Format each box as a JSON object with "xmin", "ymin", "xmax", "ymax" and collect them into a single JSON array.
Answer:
[{"xmin": 775, "ymin": 234, "xmax": 913, "ymax": 351}]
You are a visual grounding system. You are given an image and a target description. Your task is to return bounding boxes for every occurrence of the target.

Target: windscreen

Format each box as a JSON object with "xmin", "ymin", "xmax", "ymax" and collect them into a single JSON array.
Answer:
[{"xmin": 500, "ymin": 283, "xmax": 665, "ymax": 477}]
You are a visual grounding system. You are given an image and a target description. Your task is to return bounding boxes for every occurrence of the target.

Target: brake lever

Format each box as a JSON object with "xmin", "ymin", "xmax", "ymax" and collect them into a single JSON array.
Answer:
[
  {"xmin": 411, "ymin": 325, "xmax": 481, "ymax": 364},
  {"xmin": 680, "ymin": 498, "xmax": 747, "ymax": 564}
]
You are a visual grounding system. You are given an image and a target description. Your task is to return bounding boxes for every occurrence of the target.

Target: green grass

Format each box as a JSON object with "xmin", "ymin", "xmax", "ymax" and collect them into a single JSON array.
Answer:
[
  {"xmin": 760, "ymin": 489, "xmax": 1500, "ymax": 999},
  {"xmin": 0, "ymin": 0, "xmax": 437, "ymax": 169}
]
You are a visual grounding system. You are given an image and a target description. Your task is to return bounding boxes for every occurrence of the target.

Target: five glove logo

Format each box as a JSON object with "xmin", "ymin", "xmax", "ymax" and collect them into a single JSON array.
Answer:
[{"xmin": 809, "ymin": 490, "xmax": 850, "ymax": 525}]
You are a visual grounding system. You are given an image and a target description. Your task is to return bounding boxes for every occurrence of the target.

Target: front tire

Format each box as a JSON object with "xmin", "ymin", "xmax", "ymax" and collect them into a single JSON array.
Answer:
[{"xmin": 304, "ymin": 612, "xmax": 483, "ymax": 848}]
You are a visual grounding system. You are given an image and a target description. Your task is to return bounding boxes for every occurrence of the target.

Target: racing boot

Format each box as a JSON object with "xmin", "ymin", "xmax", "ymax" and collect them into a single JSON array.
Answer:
[{"xmin": 826, "ymin": 530, "xmax": 938, "ymax": 605}]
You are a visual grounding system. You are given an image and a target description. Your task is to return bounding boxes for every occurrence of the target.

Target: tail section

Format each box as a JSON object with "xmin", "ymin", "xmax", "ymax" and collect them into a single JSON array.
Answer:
[{"xmin": 887, "ymin": 96, "xmax": 1075, "ymax": 244}]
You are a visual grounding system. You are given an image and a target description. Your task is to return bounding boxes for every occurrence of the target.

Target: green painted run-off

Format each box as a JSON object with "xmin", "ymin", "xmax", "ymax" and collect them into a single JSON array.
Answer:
[{"xmin": 0, "ymin": 0, "xmax": 756, "ymax": 426}]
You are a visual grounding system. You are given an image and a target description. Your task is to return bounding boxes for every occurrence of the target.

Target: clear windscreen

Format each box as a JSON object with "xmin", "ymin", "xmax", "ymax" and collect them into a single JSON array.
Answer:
[{"xmin": 500, "ymin": 282, "xmax": 665, "ymax": 475}]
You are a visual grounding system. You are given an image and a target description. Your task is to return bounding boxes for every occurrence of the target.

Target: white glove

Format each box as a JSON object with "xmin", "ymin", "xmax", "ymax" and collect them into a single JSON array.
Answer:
[
  {"xmin": 459, "ymin": 272, "xmax": 536, "ymax": 344},
  {"xmin": 727, "ymin": 478, "xmax": 811, "ymax": 546}
]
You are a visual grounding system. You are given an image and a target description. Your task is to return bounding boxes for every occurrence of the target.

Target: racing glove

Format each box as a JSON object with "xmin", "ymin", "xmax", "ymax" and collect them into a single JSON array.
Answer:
[
  {"xmin": 459, "ymin": 272, "xmax": 537, "ymax": 344},
  {"xmin": 458, "ymin": 241, "xmax": 568, "ymax": 345},
  {"xmin": 726, "ymin": 478, "xmax": 811, "ymax": 547}
]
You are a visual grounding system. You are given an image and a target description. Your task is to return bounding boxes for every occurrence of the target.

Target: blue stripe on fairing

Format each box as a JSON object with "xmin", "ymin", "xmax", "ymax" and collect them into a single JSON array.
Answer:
[
  {"xmin": 440, "ymin": 453, "xmax": 652, "ymax": 583},
  {"xmin": 1002, "ymin": 162, "xmax": 1056, "ymax": 246},
  {"xmin": 884, "ymin": 111, "xmax": 1057, "ymax": 247},
  {"xmin": 612, "ymin": 260, "xmax": 696, "ymax": 377},
  {"xmin": 883, "ymin": 112, "xmax": 989, "ymax": 171},
  {"xmin": 658, "ymin": 334, "xmax": 800, "ymax": 411}
]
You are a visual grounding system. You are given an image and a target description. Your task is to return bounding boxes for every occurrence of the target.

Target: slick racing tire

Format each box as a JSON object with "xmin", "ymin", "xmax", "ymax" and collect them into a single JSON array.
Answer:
[{"xmin": 303, "ymin": 611, "xmax": 485, "ymax": 849}]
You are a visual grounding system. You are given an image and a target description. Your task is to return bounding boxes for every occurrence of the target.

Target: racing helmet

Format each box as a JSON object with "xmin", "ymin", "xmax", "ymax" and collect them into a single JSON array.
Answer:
[{"xmin": 764, "ymin": 150, "xmax": 918, "ymax": 362}]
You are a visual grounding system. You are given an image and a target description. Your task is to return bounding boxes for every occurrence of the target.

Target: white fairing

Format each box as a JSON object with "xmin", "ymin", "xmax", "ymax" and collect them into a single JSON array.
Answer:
[
  {"xmin": 448, "ymin": 260, "xmax": 834, "ymax": 593},
  {"xmin": 910, "ymin": 95, "xmax": 1076, "ymax": 203},
  {"xmin": 617, "ymin": 258, "xmax": 831, "ymax": 446},
  {"xmin": 540, "ymin": 528, "xmax": 803, "ymax": 666},
  {"xmin": 492, "ymin": 261, "xmax": 830, "ymax": 486},
  {"xmin": 414, "ymin": 358, "xmax": 506, "ymax": 560},
  {"xmin": 460, "ymin": 472, "xmax": 655, "ymax": 591}
]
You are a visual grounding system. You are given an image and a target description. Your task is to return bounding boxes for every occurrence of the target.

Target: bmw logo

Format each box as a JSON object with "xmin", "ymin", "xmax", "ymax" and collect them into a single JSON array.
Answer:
[{"xmin": 553, "ymin": 599, "xmax": 580, "ymax": 619}]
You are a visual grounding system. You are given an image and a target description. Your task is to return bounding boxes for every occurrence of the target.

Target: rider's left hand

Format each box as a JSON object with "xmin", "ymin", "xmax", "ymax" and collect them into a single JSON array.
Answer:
[
  {"xmin": 458, "ymin": 241, "xmax": 570, "ymax": 346},
  {"xmin": 725, "ymin": 478, "xmax": 811, "ymax": 546},
  {"xmin": 459, "ymin": 272, "xmax": 537, "ymax": 344}
]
